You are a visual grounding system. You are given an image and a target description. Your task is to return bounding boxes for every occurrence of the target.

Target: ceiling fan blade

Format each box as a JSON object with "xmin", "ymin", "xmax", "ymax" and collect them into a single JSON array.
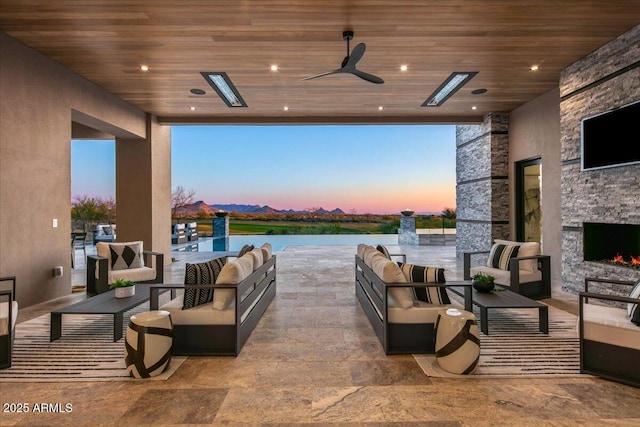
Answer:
[
  {"xmin": 350, "ymin": 69, "xmax": 384, "ymax": 84},
  {"xmin": 301, "ymin": 69, "xmax": 341, "ymax": 81},
  {"xmin": 344, "ymin": 43, "xmax": 366, "ymax": 69}
]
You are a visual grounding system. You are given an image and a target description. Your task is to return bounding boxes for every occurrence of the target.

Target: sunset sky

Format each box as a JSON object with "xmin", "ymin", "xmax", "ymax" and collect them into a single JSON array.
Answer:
[{"xmin": 72, "ymin": 124, "xmax": 456, "ymax": 214}]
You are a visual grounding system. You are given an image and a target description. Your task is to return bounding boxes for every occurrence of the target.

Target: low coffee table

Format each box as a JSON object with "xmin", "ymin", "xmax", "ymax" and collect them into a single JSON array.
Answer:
[
  {"xmin": 50, "ymin": 283, "xmax": 156, "ymax": 342},
  {"xmin": 449, "ymin": 285, "xmax": 548, "ymax": 335}
]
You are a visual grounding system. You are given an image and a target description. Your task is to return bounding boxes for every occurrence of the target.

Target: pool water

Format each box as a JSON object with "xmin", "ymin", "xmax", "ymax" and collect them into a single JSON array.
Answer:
[{"xmin": 173, "ymin": 234, "xmax": 398, "ymax": 252}]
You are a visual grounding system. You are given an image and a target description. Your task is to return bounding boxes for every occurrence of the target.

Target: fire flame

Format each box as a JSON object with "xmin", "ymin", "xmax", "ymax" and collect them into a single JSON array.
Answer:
[
  {"xmin": 612, "ymin": 253, "xmax": 625, "ymax": 264},
  {"xmin": 610, "ymin": 253, "xmax": 640, "ymax": 267}
]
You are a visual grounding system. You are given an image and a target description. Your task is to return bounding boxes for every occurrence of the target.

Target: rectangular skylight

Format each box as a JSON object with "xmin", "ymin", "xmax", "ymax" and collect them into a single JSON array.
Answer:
[
  {"xmin": 421, "ymin": 72, "xmax": 478, "ymax": 107},
  {"xmin": 201, "ymin": 72, "xmax": 247, "ymax": 107}
]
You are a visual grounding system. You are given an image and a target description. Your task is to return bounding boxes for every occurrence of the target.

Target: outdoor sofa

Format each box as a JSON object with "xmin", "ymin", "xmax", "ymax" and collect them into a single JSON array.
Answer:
[
  {"xmin": 579, "ymin": 277, "xmax": 640, "ymax": 387},
  {"xmin": 355, "ymin": 244, "xmax": 472, "ymax": 354},
  {"xmin": 150, "ymin": 243, "xmax": 276, "ymax": 356}
]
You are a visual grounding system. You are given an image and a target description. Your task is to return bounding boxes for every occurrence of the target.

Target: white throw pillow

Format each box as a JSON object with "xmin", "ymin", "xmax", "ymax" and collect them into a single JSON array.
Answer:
[
  {"xmin": 213, "ymin": 255, "xmax": 254, "ymax": 310},
  {"xmin": 248, "ymin": 248, "xmax": 264, "ymax": 271}
]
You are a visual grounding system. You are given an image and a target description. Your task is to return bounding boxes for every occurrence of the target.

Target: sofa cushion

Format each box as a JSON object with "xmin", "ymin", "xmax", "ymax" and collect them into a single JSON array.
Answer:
[
  {"xmin": 493, "ymin": 239, "xmax": 540, "ymax": 272},
  {"xmin": 103, "ymin": 225, "xmax": 114, "ymax": 235},
  {"xmin": 363, "ymin": 246, "xmax": 382, "ymax": 268},
  {"xmin": 107, "ymin": 241, "xmax": 144, "ymax": 270},
  {"xmin": 370, "ymin": 253, "xmax": 413, "ymax": 309},
  {"xmin": 108, "ymin": 267, "xmax": 156, "ymax": 284},
  {"xmin": 470, "ymin": 265, "xmax": 542, "ymax": 286},
  {"xmin": 213, "ymin": 255, "xmax": 254, "ymax": 310},
  {"xmin": 376, "ymin": 244, "xmax": 391, "ymax": 260},
  {"xmin": 182, "ymin": 257, "xmax": 227, "ymax": 310},
  {"xmin": 628, "ymin": 279, "xmax": 640, "ymax": 326},
  {"xmin": 583, "ymin": 303, "xmax": 640, "ymax": 349},
  {"xmin": 398, "ymin": 263, "xmax": 450, "ymax": 305},
  {"xmin": 248, "ymin": 248, "xmax": 264, "ymax": 271},
  {"xmin": 0, "ymin": 300, "xmax": 19, "ymax": 335},
  {"xmin": 260, "ymin": 243, "xmax": 273, "ymax": 260}
]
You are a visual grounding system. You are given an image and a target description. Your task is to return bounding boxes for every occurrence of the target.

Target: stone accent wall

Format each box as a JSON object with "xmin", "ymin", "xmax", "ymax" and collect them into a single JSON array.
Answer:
[
  {"xmin": 398, "ymin": 216, "xmax": 418, "ymax": 245},
  {"xmin": 455, "ymin": 113, "xmax": 510, "ymax": 257},
  {"xmin": 559, "ymin": 25, "xmax": 640, "ymax": 294},
  {"xmin": 212, "ymin": 216, "xmax": 229, "ymax": 251}
]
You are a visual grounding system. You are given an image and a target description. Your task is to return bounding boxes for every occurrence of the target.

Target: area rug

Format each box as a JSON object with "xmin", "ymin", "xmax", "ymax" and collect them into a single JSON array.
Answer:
[
  {"xmin": 0, "ymin": 301, "xmax": 186, "ymax": 382},
  {"xmin": 414, "ymin": 304, "xmax": 585, "ymax": 378}
]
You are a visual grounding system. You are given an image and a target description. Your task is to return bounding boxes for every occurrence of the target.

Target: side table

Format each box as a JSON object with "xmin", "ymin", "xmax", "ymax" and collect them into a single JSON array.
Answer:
[
  {"xmin": 435, "ymin": 308, "xmax": 480, "ymax": 374},
  {"xmin": 125, "ymin": 310, "xmax": 173, "ymax": 378}
]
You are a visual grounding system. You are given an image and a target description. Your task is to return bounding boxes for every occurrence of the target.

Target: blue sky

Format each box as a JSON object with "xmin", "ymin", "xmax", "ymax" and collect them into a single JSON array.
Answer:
[{"xmin": 72, "ymin": 124, "xmax": 456, "ymax": 214}]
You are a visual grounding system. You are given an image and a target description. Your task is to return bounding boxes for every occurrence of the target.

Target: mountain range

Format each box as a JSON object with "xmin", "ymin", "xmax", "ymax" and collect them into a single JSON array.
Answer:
[{"xmin": 176, "ymin": 201, "xmax": 346, "ymax": 216}]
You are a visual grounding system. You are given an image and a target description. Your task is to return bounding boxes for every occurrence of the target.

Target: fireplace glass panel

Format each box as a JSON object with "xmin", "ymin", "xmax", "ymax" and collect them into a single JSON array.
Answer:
[{"xmin": 583, "ymin": 222, "xmax": 640, "ymax": 265}]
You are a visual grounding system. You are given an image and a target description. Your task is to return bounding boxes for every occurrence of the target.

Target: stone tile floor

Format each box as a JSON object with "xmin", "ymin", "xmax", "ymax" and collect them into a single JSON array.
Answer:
[{"xmin": 3, "ymin": 244, "xmax": 639, "ymax": 426}]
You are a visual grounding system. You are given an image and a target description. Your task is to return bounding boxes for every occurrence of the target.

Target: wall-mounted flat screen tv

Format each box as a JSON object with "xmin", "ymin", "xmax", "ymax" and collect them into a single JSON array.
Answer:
[{"xmin": 581, "ymin": 99, "xmax": 640, "ymax": 171}]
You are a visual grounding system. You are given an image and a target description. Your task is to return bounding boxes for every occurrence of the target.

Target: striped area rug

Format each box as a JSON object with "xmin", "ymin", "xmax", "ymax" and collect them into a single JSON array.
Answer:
[
  {"xmin": 414, "ymin": 305, "xmax": 586, "ymax": 378},
  {"xmin": 0, "ymin": 301, "xmax": 186, "ymax": 382}
]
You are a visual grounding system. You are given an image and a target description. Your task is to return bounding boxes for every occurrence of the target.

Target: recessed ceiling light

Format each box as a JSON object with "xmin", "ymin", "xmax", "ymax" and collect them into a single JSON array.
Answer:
[
  {"xmin": 270, "ymin": 65, "xmax": 279, "ymax": 72},
  {"xmin": 471, "ymin": 105, "xmax": 477, "ymax": 110},
  {"xmin": 530, "ymin": 65, "xmax": 539, "ymax": 71},
  {"xmin": 378, "ymin": 106, "xmax": 384, "ymax": 111},
  {"xmin": 283, "ymin": 106, "xmax": 289, "ymax": 111},
  {"xmin": 190, "ymin": 88, "xmax": 206, "ymax": 95},
  {"xmin": 400, "ymin": 65, "xmax": 408, "ymax": 72},
  {"xmin": 471, "ymin": 88, "xmax": 487, "ymax": 95},
  {"xmin": 140, "ymin": 65, "xmax": 149, "ymax": 72},
  {"xmin": 190, "ymin": 106, "xmax": 196, "ymax": 111},
  {"xmin": 421, "ymin": 71, "xmax": 478, "ymax": 107}
]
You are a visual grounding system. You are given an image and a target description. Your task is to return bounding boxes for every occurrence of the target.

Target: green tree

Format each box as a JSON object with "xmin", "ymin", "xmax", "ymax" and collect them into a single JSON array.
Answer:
[{"xmin": 71, "ymin": 195, "xmax": 116, "ymax": 232}]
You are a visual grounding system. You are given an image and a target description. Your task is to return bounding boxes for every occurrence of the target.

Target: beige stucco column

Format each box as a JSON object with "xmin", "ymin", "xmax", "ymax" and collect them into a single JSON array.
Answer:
[{"xmin": 116, "ymin": 114, "xmax": 171, "ymax": 263}]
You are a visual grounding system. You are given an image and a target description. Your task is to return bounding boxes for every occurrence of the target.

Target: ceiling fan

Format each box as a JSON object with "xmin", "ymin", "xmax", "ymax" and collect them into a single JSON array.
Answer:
[{"xmin": 302, "ymin": 31, "xmax": 384, "ymax": 84}]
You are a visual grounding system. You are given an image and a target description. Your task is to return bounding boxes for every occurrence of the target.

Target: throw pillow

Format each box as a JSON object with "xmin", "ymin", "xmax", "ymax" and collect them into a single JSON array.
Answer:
[
  {"xmin": 494, "ymin": 239, "xmax": 540, "ymax": 272},
  {"xmin": 103, "ymin": 225, "xmax": 113, "ymax": 235},
  {"xmin": 109, "ymin": 242, "xmax": 143, "ymax": 270},
  {"xmin": 238, "ymin": 244, "xmax": 254, "ymax": 257},
  {"xmin": 628, "ymin": 279, "xmax": 640, "ymax": 326},
  {"xmin": 487, "ymin": 243, "xmax": 520, "ymax": 270},
  {"xmin": 370, "ymin": 254, "xmax": 413, "ymax": 309},
  {"xmin": 398, "ymin": 263, "xmax": 450, "ymax": 304},
  {"xmin": 182, "ymin": 257, "xmax": 227, "ymax": 310},
  {"xmin": 260, "ymin": 243, "xmax": 273, "ymax": 260},
  {"xmin": 376, "ymin": 244, "xmax": 392, "ymax": 260},
  {"xmin": 213, "ymin": 255, "xmax": 254, "ymax": 310}
]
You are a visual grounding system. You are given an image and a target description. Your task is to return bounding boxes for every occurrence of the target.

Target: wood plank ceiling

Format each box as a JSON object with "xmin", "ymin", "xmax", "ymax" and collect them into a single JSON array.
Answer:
[{"xmin": 1, "ymin": 1, "xmax": 639, "ymax": 124}]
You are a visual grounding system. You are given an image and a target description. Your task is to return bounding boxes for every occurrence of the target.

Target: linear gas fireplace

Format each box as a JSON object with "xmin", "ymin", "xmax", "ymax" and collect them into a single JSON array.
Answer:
[{"xmin": 583, "ymin": 222, "xmax": 640, "ymax": 269}]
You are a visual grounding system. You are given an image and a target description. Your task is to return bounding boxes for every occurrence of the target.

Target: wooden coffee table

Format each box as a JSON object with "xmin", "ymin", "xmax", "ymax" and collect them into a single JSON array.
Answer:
[
  {"xmin": 450, "ymin": 285, "xmax": 548, "ymax": 335},
  {"xmin": 50, "ymin": 283, "xmax": 156, "ymax": 342}
]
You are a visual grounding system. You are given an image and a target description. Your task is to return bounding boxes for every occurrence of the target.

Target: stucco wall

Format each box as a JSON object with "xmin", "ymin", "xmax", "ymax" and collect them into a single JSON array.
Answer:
[
  {"xmin": 0, "ymin": 32, "xmax": 166, "ymax": 307},
  {"xmin": 509, "ymin": 88, "xmax": 562, "ymax": 292}
]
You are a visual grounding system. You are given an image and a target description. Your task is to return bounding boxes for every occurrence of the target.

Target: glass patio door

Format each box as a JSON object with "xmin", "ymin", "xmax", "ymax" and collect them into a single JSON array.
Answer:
[{"xmin": 516, "ymin": 158, "xmax": 542, "ymax": 245}]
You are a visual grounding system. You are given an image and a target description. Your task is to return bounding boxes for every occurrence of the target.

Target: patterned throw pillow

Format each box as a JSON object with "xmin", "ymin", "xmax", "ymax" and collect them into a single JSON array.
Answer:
[
  {"xmin": 376, "ymin": 244, "xmax": 391, "ymax": 260},
  {"xmin": 109, "ymin": 242, "xmax": 143, "ymax": 270},
  {"xmin": 487, "ymin": 243, "xmax": 520, "ymax": 270},
  {"xmin": 182, "ymin": 257, "xmax": 227, "ymax": 310},
  {"xmin": 628, "ymin": 279, "xmax": 640, "ymax": 326},
  {"xmin": 238, "ymin": 244, "xmax": 254, "ymax": 257},
  {"xmin": 398, "ymin": 263, "xmax": 450, "ymax": 304}
]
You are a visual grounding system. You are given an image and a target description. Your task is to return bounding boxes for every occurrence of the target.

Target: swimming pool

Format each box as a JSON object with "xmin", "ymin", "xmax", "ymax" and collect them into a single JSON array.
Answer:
[{"xmin": 173, "ymin": 234, "xmax": 398, "ymax": 252}]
